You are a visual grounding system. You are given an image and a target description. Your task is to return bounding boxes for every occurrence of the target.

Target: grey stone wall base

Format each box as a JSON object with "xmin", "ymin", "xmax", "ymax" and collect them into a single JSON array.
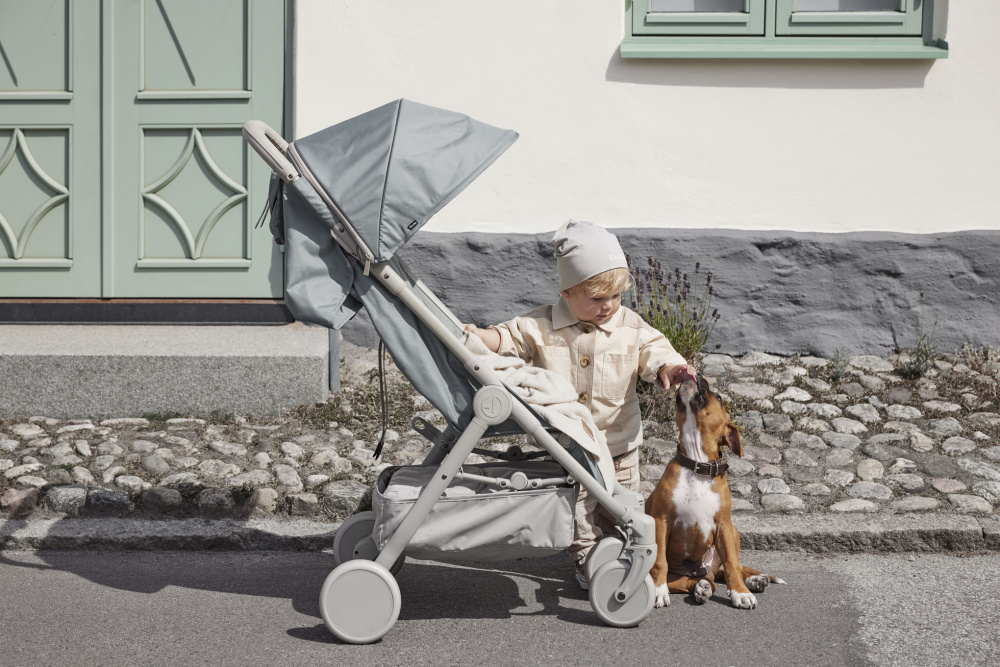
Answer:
[
  {"xmin": 339, "ymin": 229, "xmax": 1000, "ymax": 356},
  {"xmin": 734, "ymin": 513, "xmax": 991, "ymax": 553},
  {"xmin": 2, "ymin": 514, "xmax": 997, "ymax": 553},
  {"xmin": 0, "ymin": 324, "xmax": 329, "ymax": 417}
]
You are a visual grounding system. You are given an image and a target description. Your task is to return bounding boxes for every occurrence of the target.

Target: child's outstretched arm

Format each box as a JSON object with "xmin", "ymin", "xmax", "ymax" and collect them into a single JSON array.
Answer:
[{"xmin": 463, "ymin": 324, "xmax": 501, "ymax": 353}]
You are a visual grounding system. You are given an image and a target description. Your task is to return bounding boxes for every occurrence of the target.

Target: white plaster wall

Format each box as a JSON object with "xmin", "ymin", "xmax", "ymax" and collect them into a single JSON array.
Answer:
[{"xmin": 294, "ymin": 1, "xmax": 999, "ymax": 235}]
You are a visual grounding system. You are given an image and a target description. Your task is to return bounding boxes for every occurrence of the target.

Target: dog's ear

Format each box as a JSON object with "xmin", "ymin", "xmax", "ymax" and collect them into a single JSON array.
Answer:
[{"xmin": 724, "ymin": 423, "xmax": 743, "ymax": 457}]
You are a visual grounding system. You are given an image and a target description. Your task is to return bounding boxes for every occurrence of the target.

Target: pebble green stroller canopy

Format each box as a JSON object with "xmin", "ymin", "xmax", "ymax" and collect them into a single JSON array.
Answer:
[{"xmin": 244, "ymin": 100, "xmax": 660, "ymax": 643}]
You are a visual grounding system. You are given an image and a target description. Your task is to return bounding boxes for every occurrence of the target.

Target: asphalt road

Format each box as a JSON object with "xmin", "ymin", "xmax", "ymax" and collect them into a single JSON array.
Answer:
[{"xmin": 0, "ymin": 549, "xmax": 997, "ymax": 667}]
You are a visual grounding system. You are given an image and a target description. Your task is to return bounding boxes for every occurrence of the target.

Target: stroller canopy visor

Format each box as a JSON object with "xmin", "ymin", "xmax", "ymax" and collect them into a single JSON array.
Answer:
[{"xmin": 292, "ymin": 99, "xmax": 518, "ymax": 263}]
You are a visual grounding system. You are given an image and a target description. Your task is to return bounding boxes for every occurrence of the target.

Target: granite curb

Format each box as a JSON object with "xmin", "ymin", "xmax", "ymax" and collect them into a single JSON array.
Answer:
[{"xmin": 1, "ymin": 514, "xmax": 997, "ymax": 553}]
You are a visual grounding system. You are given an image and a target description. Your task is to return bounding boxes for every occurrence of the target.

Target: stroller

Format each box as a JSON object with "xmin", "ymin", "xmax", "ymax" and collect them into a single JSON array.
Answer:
[{"xmin": 243, "ymin": 100, "xmax": 659, "ymax": 643}]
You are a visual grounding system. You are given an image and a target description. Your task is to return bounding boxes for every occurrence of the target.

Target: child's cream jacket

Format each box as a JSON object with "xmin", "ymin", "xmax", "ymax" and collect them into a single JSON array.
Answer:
[{"xmin": 492, "ymin": 299, "xmax": 686, "ymax": 457}]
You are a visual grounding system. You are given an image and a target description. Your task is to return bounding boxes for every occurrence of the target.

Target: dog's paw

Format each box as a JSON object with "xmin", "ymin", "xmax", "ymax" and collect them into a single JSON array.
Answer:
[
  {"xmin": 729, "ymin": 590, "xmax": 757, "ymax": 609},
  {"xmin": 654, "ymin": 583, "xmax": 670, "ymax": 608},
  {"xmin": 745, "ymin": 574, "xmax": 769, "ymax": 593},
  {"xmin": 693, "ymin": 579, "xmax": 712, "ymax": 605}
]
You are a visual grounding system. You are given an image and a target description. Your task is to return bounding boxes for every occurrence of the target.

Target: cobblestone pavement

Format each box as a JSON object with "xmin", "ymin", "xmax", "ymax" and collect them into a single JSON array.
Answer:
[{"xmin": 2, "ymin": 343, "xmax": 999, "ymax": 526}]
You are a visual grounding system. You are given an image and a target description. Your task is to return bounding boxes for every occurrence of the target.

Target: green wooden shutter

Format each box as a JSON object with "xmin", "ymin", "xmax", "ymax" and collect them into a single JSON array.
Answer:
[
  {"xmin": 633, "ymin": 0, "xmax": 767, "ymax": 36},
  {"xmin": 105, "ymin": 0, "xmax": 285, "ymax": 297},
  {"xmin": 0, "ymin": 0, "xmax": 102, "ymax": 296},
  {"xmin": 776, "ymin": 0, "xmax": 923, "ymax": 36}
]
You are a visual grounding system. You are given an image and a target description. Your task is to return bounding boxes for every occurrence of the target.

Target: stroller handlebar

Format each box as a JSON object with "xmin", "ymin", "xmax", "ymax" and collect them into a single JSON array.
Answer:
[{"xmin": 243, "ymin": 120, "xmax": 299, "ymax": 184}]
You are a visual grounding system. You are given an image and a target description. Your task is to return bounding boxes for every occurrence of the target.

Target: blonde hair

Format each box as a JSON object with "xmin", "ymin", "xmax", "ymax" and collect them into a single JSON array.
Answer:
[{"xmin": 565, "ymin": 267, "xmax": 632, "ymax": 298}]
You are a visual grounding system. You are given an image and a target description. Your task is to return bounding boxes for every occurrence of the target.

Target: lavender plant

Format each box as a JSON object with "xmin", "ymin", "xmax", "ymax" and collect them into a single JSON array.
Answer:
[{"xmin": 627, "ymin": 256, "xmax": 720, "ymax": 361}]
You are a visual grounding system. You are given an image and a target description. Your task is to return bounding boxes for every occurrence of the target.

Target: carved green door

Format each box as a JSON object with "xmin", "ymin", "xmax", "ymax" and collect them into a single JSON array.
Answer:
[
  {"xmin": 0, "ymin": 0, "xmax": 285, "ymax": 298},
  {"xmin": 0, "ymin": 1, "xmax": 102, "ymax": 296},
  {"xmin": 107, "ymin": 0, "xmax": 285, "ymax": 297}
]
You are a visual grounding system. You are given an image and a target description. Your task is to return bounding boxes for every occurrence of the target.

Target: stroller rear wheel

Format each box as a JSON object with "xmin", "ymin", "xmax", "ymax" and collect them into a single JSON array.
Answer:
[
  {"xmin": 320, "ymin": 560, "xmax": 401, "ymax": 644},
  {"xmin": 588, "ymin": 559, "xmax": 655, "ymax": 628},
  {"xmin": 333, "ymin": 510, "xmax": 404, "ymax": 574}
]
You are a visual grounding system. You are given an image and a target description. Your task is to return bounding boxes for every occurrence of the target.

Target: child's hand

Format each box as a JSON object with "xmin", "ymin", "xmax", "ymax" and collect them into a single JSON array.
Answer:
[
  {"xmin": 463, "ymin": 323, "xmax": 501, "ymax": 353},
  {"xmin": 660, "ymin": 364, "xmax": 696, "ymax": 389}
]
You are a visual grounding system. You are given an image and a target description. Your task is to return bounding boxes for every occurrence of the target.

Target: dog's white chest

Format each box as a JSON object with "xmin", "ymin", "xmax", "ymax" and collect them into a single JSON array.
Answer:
[{"xmin": 671, "ymin": 468, "xmax": 720, "ymax": 542}]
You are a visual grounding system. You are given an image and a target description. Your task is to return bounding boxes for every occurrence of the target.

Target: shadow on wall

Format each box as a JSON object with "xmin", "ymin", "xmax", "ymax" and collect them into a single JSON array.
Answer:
[{"xmin": 606, "ymin": 51, "xmax": 935, "ymax": 90}]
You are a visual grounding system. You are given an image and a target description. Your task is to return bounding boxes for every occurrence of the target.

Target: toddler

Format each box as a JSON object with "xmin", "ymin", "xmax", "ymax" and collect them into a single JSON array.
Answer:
[{"xmin": 466, "ymin": 220, "xmax": 693, "ymax": 589}]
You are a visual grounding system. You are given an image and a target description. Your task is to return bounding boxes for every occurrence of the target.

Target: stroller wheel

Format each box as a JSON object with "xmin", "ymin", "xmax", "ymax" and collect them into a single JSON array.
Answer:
[
  {"xmin": 584, "ymin": 537, "xmax": 626, "ymax": 583},
  {"xmin": 588, "ymin": 559, "xmax": 655, "ymax": 628},
  {"xmin": 320, "ymin": 560, "xmax": 401, "ymax": 644},
  {"xmin": 332, "ymin": 510, "xmax": 406, "ymax": 575},
  {"xmin": 332, "ymin": 511, "xmax": 376, "ymax": 566}
]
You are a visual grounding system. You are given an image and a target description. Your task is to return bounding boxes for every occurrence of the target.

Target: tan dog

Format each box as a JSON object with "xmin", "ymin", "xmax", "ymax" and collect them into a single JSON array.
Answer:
[{"xmin": 645, "ymin": 372, "xmax": 785, "ymax": 609}]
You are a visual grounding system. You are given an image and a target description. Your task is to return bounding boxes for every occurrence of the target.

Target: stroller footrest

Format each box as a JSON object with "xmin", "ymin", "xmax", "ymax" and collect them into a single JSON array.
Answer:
[{"xmin": 455, "ymin": 468, "xmax": 572, "ymax": 490}]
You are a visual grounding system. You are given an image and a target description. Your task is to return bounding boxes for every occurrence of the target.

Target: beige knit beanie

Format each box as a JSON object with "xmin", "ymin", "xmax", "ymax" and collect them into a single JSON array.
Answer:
[{"xmin": 553, "ymin": 220, "xmax": 627, "ymax": 291}]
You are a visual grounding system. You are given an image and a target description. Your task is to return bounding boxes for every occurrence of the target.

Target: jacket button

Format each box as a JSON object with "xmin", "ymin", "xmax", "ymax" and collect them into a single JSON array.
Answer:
[
  {"xmin": 578, "ymin": 393, "xmax": 588, "ymax": 403},
  {"xmin": 583, "ymin": 325, "xmax": 594, "ymax": 333},
  {"xmin": 581, "ymin": 357, "xmax": 591, "ymax": 368}
]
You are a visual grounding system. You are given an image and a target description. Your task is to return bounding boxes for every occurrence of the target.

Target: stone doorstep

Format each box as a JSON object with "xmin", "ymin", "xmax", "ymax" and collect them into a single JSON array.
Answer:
[
  {"xmin": 0, "ymin": 514, "xmax": 997, "ymax": 553},
  {"xmin": 0, "ymin": 324, "xmax": 329, "ymax": 417}
]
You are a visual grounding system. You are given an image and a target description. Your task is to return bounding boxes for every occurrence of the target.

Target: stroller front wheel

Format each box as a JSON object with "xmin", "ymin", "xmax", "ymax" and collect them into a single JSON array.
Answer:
[
  {"xmin": 588, "ymin": 559, "xmax": 655, "ymax": 628},
  {"xmin": 320, "ymin": 560, "xmax": 401, "ymax": 644}
]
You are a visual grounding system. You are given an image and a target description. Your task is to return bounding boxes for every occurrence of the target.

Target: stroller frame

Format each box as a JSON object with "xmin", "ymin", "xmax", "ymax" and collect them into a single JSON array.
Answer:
[{"xmin": 244, "ymin": 118, "xmax": 659, "ymax": 643}]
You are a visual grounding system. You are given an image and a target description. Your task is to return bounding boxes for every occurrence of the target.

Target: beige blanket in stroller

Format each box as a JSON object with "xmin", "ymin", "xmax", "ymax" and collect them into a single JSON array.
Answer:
[{"xmin": 462, "ymin": 333, "xmax": 615, "ymax": 491}]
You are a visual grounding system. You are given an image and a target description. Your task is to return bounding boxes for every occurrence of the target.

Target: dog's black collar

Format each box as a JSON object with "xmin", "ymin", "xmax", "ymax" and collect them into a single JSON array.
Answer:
[{"xmin": 673, "ymin": 450, "xmax": 728, "ymax": 478}]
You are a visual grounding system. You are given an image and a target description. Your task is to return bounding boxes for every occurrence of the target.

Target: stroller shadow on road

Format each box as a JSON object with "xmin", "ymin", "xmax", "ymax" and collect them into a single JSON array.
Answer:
[
  {"xmin": 0, "ymin": 520, "xmax": 602, "ymax": 647},
  {"xmin": 288, "ymin": 556, "xmax": 606, "ymax": 645}
]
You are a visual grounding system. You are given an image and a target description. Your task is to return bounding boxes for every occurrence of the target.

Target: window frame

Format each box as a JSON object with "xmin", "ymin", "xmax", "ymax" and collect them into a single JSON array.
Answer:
[
  {"xmin": 775, "ymin": 0, "xmax": 923, "ymax": 36},
  {"xmin": 621, "ymin": 0, "xmax": 948, "ymax": 59},
  {"xmin": 634, "ymin": 0, "xmax": 767, "ymax": 36}
]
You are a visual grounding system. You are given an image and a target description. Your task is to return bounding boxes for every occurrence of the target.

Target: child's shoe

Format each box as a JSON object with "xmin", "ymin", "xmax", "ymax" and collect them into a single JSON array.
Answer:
[{"xmin": 574, "ymin": 566, "xmax": 589, "ymax": 591}]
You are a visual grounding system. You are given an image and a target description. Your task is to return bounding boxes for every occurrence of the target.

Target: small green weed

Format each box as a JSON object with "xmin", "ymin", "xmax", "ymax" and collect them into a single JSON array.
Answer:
[
  {"xmin": 142, "ymin": 411, "xmax": 184, "ymax": 431},
  {"xmin": 897, "ymin": 292, "xmax": 937, "ymax": 380},
  {"xmin": 828, "ymin": 348, "xmax": 850, "ymax": 383},
  {"xmin": 208, "ymin": 409, "xmax": 236, "ymax": 425},
  {"xmin": 897, "ymin": 332, "xmax": 936, "ymax": 380}
]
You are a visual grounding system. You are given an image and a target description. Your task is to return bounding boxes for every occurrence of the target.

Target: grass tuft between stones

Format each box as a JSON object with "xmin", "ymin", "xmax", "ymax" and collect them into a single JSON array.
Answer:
[{"xmin": 290, "ymin": 368, "xmax": 421, "ymax": 441}]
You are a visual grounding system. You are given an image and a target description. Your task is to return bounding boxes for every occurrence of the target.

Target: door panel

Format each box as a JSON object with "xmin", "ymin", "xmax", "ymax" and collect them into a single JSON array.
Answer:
[
  {"xmin": 108, "ymin": 0, "xmax": 284, "ymax": 297},
  {"xmin": 141, "ymin": 0, "xmax": 249, "ymax": 95},
  {"xmin": 0, "ymin": 0, "xmax": 101, "ymax": 296},
  {"xmin": 139, "ymin": 127, "xmax": 249, "ymax": 267}
]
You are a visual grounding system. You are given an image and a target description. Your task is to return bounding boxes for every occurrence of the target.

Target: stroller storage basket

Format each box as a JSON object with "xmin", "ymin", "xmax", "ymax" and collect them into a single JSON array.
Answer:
[{"xmin": 373, "ymin": 462, "xmax": 577, "ymax": 562}]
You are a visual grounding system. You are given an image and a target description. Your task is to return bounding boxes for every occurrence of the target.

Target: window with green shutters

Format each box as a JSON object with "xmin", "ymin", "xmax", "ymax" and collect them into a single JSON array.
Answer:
[{"xmin": 623, "ymin": 0, "xmax": 948, "ymax": 58}]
